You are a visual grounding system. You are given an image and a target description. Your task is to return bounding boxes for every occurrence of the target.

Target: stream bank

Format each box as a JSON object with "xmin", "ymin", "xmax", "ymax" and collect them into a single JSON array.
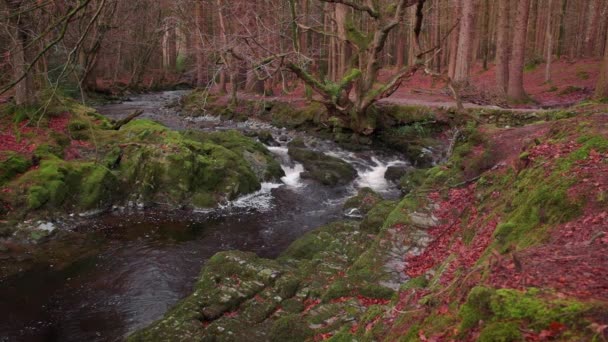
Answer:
[
  {"xmin": 0, "ymin": 91, "xmax": 420, "ymax": 341},
  {"xmin": 131, "ymin": 96, "xmax": 608, "ymax": 341}
]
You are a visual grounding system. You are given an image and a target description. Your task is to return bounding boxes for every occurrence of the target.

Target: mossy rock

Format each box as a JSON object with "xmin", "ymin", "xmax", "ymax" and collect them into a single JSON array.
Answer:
[
  {"xmin": 269, "ymin": 314, "xmax": 314, "ymax": 342},
  {"xmin": 0, "ymin": 153, "xmax": 31, "ymax": 185},
  {"xmin": 360, "ymin": 200, "xmax": 398, "ymax": 233},
  {"xmin": 288, "ymin": 147, "xmax": 356, "ymax": 186},
  {"xmin": 478, "ymin": 322, "xmax": 523, "ymax": 342},
  {"xmin": 343, "ymin": 187, "xmax": 382, "ymax": 216}
]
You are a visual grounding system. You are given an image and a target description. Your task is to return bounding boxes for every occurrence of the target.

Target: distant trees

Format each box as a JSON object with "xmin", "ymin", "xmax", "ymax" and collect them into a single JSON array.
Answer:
[{"xmin": 2, "ymin": 0, "xmax": 608, "ymax": 107}]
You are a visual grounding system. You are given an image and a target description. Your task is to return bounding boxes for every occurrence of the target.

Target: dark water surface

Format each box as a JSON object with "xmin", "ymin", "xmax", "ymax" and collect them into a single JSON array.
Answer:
[{"xmin": 0, "ymin": 91, "xmax": 407, "ymax": 341}]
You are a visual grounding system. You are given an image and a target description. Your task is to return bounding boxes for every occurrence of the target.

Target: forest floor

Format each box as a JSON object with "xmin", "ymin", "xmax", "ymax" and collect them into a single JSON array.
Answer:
[{"xmin": 208, "ymin": 58, "xmax": 604, "ymax": 111}]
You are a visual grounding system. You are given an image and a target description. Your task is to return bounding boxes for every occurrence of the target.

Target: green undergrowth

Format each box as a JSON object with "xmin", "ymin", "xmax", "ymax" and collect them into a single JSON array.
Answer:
[{"xmin": 459, "ymin": 287, "xmax": 594, "ymax": 341}]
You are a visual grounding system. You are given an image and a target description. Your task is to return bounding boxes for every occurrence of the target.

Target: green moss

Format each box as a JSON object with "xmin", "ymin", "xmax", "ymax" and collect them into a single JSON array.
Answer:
[
  {"xmin": 491, "ymin": 288, "xmax": 586, "ymax": 327},
  {"xmin": 191, "ymin": 192, "xmax": 215, "ymax": 208},
  {"xmin": 282, "ymin": 298, "xmax": 304, "ymax": 313},
  {"xmin": 269, "ymin": 314, "xmax": 313, "ymax": 342},
  {"xmin": 34, "ymin": 144, "xmax": 63, "ymax": 159},
  {"xmin": 323, "ymin": 280, "xmax": 352, "ymax": 302},
  {"xmin": 343, "ymin": 187, "xmax": 382, "ymax": 215},
  {"xmin": 478, "ymin": 322, "xmax": 523, "ymax": 342},
  {"xmin": 360, "ymin": 200, "xmax": 398, "ymax": 233},
  {"xmin": 402, "ymin": 276, "xmax": 428, "ymax": 290},
  {"xmin": 0, "ymin": 153, "xmax": 31, "ymax": 185},
  {"xmin": 80, "ymin": 166, "xmax": 117, "ymax": 209},
  {"xmin": 459, "ymin": 286, "xmax": 495, "ymax": 331},
  {"xmin": 27, "ymin": 185, "xmax": 50, "ymax": 209},
  {"xmin": 359, "ymin": 284, "xmax": 394, "ymax": 299},
  {"xmin": 68, "ymin": 120, "xmax": 88, "ymax": 132}
]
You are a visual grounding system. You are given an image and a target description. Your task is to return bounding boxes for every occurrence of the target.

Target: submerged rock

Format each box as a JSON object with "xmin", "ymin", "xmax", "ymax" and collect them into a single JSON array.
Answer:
[{"xmin": 287, "ymin": 145, "xmax": 356, "ymax": 186}]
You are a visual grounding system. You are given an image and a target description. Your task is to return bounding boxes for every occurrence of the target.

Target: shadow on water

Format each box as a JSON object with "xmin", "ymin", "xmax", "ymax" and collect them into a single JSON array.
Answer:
[{"xmin": 0, "ymin": 91, "xmax": 408, "ymax": 342}]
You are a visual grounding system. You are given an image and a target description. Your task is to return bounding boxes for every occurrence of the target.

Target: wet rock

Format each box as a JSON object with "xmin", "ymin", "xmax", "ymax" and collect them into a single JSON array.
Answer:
[
  {"xmin": 256, "ymin": 130, "xmax": 279, "ymax": 146},
  {"xmin": 287, "ymin": 146, "xmax": 356, "ymax": 186},
  {"xmin": 343, "ymin": 188, "xmax": 382, "ymax": 216},
  {"xmin": 409, "ymin": 211, "xmax": 439, "ymax": 229},
  {"xmin": 384, "ymin": 165, "xmax": 410, "ymax": 183}
]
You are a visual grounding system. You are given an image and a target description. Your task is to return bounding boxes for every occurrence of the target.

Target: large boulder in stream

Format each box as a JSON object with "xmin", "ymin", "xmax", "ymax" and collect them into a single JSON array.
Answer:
[
  {"xmin": 287, "ymin": 141, "xmax": 356, "ymax": 186},
  {"xmin": 0, "ymin": 111, "xmax": 285, "ymax": 225},
  {"xmin": 384, "ymin": 165, "xmax": 410, "ymax": 183}
]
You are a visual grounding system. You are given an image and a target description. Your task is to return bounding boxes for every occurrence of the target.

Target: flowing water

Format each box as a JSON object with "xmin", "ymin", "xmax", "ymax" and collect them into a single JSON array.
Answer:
[{"xmin": 0, "ymin": 91, "xmax": 409, "ymax": 342}]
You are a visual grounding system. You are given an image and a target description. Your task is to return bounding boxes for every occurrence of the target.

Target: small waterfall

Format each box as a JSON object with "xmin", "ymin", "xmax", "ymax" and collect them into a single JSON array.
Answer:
[
  {"xmin": 356, "ymin": 158, "xmax": 407, "ymax": 193},
  {"xmin": 267, "ymin": 146, "xmax": 304, "ymax": 188},
  {"xmin": 220, "ymin": 182, "xmax": 283, "ymax": 212}
]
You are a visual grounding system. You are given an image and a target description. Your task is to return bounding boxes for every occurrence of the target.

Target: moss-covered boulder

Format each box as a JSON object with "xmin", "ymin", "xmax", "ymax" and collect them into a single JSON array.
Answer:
[
  {"xmin": 0, "ymin": 114, "xmax": 285, "ymax": 222},
  {"xmin": 0, "ymin": 153, "xmax": 31, "ymax": 185},
  {"xmin": 128, "ymin": 251, "xmax": 297, "ymax": 342},
  {"xmin": 343, "ymin": 187, "xmax": 382, "ymax": 218},
  {"xmin": 287, "ymin": 146, "xmax": 356, "ymax": 186}
]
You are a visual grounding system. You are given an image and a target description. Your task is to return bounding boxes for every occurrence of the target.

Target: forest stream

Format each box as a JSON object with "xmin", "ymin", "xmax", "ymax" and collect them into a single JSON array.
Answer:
[{"xmin": 0, "ymin": 91, "xmax": 412, "ymax": 342}]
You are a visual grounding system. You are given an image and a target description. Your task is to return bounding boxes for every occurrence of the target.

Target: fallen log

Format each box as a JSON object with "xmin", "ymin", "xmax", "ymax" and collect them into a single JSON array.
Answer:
[{"xmin": 112, "ymin": 110, "xmax": 144, "ymax": 130}]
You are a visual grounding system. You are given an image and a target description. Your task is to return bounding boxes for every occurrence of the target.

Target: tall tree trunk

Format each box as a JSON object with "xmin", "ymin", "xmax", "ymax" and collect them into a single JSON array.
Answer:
[
  {"xmin": 10, "ymin": 8, "xmax": 33, "ymax": 106},
  {"xmin": 448, "ymin": 0, "xmax": 462, "ymax": 79},
  {"xmin": 195, "ymin": 1, "xmax": 205, "ymax": 87},
  {"xmin": 556, "ymin": 0, "xmax": 568, "ymax": 58},
  {"xmin": 481, "ymin": 0, "xmax": 491, "ymax": 71},
  {"xmin": 507, "ymin": 0, "xmax": 531, "ymax": 101},
  {"xmin": 216, "ymin": 0, "xmax": 228, "ymax": 94},
  {"xmin": 545, "ymin": 0, "xmax": 554, "ymax": 82},
  {"xmin": 454, "ymin": 0, "xmax": 474, "ymax": 83},
  {"xmin": 495, "ymin": 0, "xmax": 510, "ymax": 93},
  {"xmin": 595, "ymin": 26, "xmax": 608, "ymax": 99},
  {"xmin": 584, "ymin": 0, "xmax": 602, "ymax": 56}
]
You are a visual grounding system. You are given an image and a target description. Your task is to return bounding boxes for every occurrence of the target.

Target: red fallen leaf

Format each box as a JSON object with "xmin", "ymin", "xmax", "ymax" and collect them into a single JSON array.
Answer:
[
  {"xmin": 223, "ymin": 310, "xmax": 238, "ymax": 318},
  {"xmin": 438, "ymin": 304, "xmax": 449, "ymax": 315},
  {"xmin": 313, "ymin": 333, "xmax": 333, "ymax": 341},
  {"xmin": 357, "ymin": 295, "xmax": 390, "ymax": 306},
  {"xmin": 548, "ymin": 321, "xmax": 566, "ymax": 333},
  {"xmin": 303, "ymin": 299, "xmax": 321, "ymax": 313},
  {"xmin": 330, "ymin": 296, "xmax": 353, "ymax": 304},
  {"xmin": 418, "ymin": 330, "xmax": 429, "ymax": 341},
  {"xmin": 350, "ymin": 324, "xmax": 359, "ymax": 334}
]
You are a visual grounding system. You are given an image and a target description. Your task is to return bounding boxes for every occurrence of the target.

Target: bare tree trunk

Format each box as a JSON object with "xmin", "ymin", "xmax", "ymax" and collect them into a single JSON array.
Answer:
[
  {"xmin": 556, "ymin": 0, "xmax": 568, "ymax": 58},
  {"xmin": 481, "ymin": 0, "xmax": 491, "ymax": 71},
  {"xmin": 545, "ymin": 0, "xmax": 554, "ymax": 83},
  {"xmin": 495, "ymin": 0, "xmax": 510, "ymax": 93},
  {"xmin": 10, "ymin": 9, "xmax": 33, "ymax": 105},
  {"xmin": 448, "ymin": 0, "xmax": 461, "ymax": 79},
  {"xmin": 507, "ymin": 0, "xmax": 531, "ymax": 101},
  {"xmin": 454, "ymin": 0, "xmax": 474, "ymax": 83},
  {"xmin": 596, "ymin": 25, "xmax": 608, "ymax": 99},
  {"xmin": 584, "ymin": 0, "xmax": 602, "ymax": 56},
  {"xmin": 195, "ymin": 1, "xmax": 205, "ymax": 87},
  {"xmin": 216, "ymin": 0, "xmax": 228, "ymax": 94}
]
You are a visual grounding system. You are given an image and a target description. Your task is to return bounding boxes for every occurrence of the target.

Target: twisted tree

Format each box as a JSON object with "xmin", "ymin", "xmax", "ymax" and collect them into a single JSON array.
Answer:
[{"xmin": 286, "ymin": 0, "xmax": 427, "ymax": 134}]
